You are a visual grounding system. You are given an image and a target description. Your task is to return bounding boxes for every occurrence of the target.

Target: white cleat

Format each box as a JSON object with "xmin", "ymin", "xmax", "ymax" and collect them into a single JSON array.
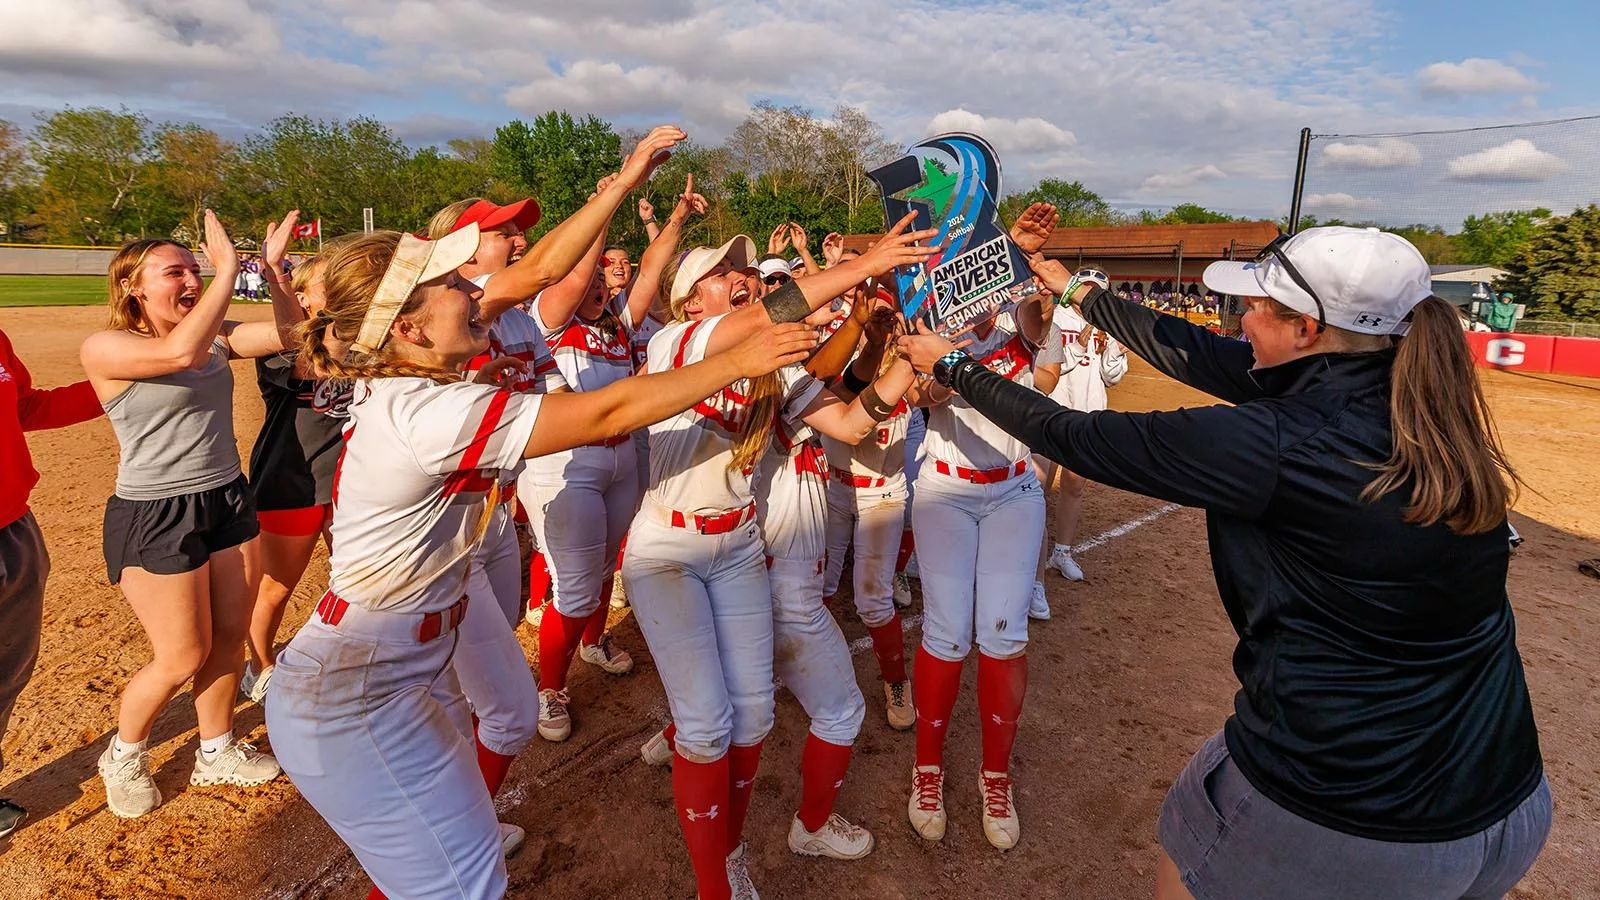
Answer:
[
  {"xmin": 538, "ymin": 688, "xmax": 571, "ymax": 742},
  {"xmin": 1028, "ymin": 581, "xmax": 1051, "ymax": 621},
  {"xmin": 578, "ymin": 636, "xmax": 634, "ymax": 675},
  {"xmin": 191, "ymin": 739, "xmax": 282, "ymax": 787},
  {"xmin": 1046, "ymin": 548, "xmax": 1084, "ymax": 582},
  {"xmin": 241, "ymin": 662, "xmax": 275, "ymax": 705},
  {"xmin": 641, "ymin": 727, "xmax": 674, "ymax": 767},
  {"xmin": 979, "ymin": 770, "xmax": 1021, "ymax": 851},
  {"xmin": 499, "ymin": 822, "xmax": 525, "ymax": 857},
  {"xmin": 525, "ymin": 601, "xmax": 547, "ymax": 627},
  {"xmin": 892, "ymin": 573, "xmax": 914, "ymax": 609},
  {"xmin": 787, "ymin": 812, "xmax": 875, "ymax": 860},
  {"xmin": 725, "ymin": 841, "xmax": 760, "ymax": 900},
  {"xmin": 98, "ymin": 745, "xmax": 161, "ymax": 819},
  {"xmin": 883, "ymin": 680, "xmax": 916, "ymax": 731},
  {"xmin": 907, "ymin": 765, "xmax": 946, "ymax": 841}
]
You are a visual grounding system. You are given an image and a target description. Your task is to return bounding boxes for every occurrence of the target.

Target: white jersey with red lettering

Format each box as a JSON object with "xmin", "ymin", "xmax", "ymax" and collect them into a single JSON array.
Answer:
[
  {"xmin": 820, "ymin": 400, "xmax": 909, "ymax": 497},
  {"xmin": 922, "ymin": 308, "xmax": 1042, "ymax": 472},
  {"xmin": 538, "ymin": 310, "xmax": 634, "ymax": 392},
  {"xmin": 753, "ymin": 365, "xmax": 830, "ymax": 562},
  {"xmin": 327, "ymin": 378, "xmax": 542, "ymax": 614},
  {"xmin": 641, "ymin": 315, "xmax": 755, "ymax": 515},
  {"xmin": 630, "ymin": 313, "xmax": 666, "ymax": 374},
  {"xmin": 1049, "ymin": 304, "xmax": 1128, "ymax": 413}
]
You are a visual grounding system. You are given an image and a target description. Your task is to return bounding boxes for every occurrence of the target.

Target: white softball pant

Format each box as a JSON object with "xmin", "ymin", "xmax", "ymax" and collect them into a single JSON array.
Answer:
[
  {"xmin": 769, "ymin": 555, "xmax": 865, "ymax": 745},
  {"xmin": 911, "ymin": 468, "xmax": 1045, "ymax": 661},
  {"xmin": 621, "ymin": 511, "xmax": 774, "ymax": 760},
  {"xmin": 822, "ymin": 481, "xmax": 906, "ymax": 628},
  {"xmin": 266, "ymin": 608, "xmax": 505, "ymax": 899},
  {"xmin": 457, "ymin": 508, "xmax": 539, "ymax": 756},
  {"xmin": 904, "ymin": 409, "xmax": 927, "ymax": 506},
  {"xmin": 526, "ymin": 443, "xmax": 641, "ymax": 620}
]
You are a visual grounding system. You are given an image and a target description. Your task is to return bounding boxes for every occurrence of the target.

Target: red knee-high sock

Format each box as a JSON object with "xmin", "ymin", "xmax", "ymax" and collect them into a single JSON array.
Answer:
[
  {"xmin": 529, "ymin": 551, "xmax": 552, "ymax": 607},
  {"xmin": 977, "ymin": 652, "xmax": 1028, "ymax": 773},
  {"xmin": 725, "ymin": 741, "xmax": 765, "ymax": 854},
  {"xmin": 537, "ymin": 609, "xmax": 586, "ymax": 692},
  {"xmin": 366, "ymin": 887, "xmax": 386, "ymax": 900},
  {"xmin": 797, "ymin": 734, "xmax": 854, "ymax": 832},
  {"xmin": 673, "ymin": 751, "xmax": 732, "ymax": 900},
  {"xmin": 913, "ymin": 646, "xmax": 963, "ymax": 768},
  {"xmin": 895, "ymin": 529, "xmax": 915, "ymax": 573},
  {"xmin": 582, "ymin": 598, "xmax": 609, "ymax": 646},
  {"xmin": 663, "ymin": 721, "xmax": 677, "ymax": 744},
  {"xmin": 866, "ymin": 615, "xmax": 908, "ymax": 683},
  {"xmin": 476, "ymin": 731, "xmax": 515, "ymax": 797}
]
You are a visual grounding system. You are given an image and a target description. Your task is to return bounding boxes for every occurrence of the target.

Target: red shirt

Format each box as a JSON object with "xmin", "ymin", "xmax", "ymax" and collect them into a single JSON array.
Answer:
[{"xmin": 0, "ymin": 328, "xmax": 104, "ymax": 529}]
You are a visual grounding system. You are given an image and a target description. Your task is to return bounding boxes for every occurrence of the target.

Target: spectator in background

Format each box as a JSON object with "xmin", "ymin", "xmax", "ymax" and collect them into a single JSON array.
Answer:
[{"xmin": 1487, "ymin": 292, "xmax": 1519, "ymax": 333}]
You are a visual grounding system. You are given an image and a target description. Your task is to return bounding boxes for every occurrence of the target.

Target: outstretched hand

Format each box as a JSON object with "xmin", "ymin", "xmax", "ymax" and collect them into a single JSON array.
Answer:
[
  {"xmin": 863, "ymin": 305, "xmax": 901, "ymax": 347},
  {"xmin": 896, "ymin": 319, "xmax": 964, "ymax": 375},
  {"xmin": 1030, "ymin": 257, "xmax": 1073, "ymax": 298},
  {"xmin": 261, "ymin": 209, "xmax": 300, "ymax": 272},
  {"xmin": 821, "ymin": 231, "xmax": 844, "ymax": 267},
  {"xmin": 788, "ymin": 223, "xmax": 809, "ymax": 250},
  {"xmin": 768, "ymin": 223, "xmax": 792, "ymax": 255},
  {"xmin": 670, "ymin": 173, "xmax": 708, "ymax": 223},
  {"xmin": 730, "ymin": 321, "xmax": 818, "ymax": 378},
  {"xmin": 620, "ymin": 125, "xmax": 687, "ymax": 190},
  {"xmin": 198, "ymin": 209, "xmax": 238, "ymax": 275},
  {"xmin": 855, "ymin": 212, "xmax": 940, "ymax": 278},
  {"xmin": 1010, "ymin": 202, "xmax": 1058, "ymax": 255}
]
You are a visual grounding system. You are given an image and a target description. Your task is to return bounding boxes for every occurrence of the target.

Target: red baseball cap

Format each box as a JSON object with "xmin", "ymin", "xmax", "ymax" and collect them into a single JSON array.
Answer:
[{"xmin": 450, "ymin": 198, "xmax": 541, "ymax": 235}]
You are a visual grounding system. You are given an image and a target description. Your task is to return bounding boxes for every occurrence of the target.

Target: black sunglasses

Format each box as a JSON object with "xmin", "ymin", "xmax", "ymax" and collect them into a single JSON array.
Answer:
[
  {"xmin": 1255, "ymin": 234, "xmax": 1326, "ymax": 333},
  {"xmin": 763, "ymin": 273, "xmax": 791, "ymax": 286}
]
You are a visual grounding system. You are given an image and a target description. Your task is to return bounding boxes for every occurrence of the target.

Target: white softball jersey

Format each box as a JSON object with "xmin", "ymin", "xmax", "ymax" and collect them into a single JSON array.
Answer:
[
  {"xmin": 922, "ymin": 308, "xmax": 1045, "ymax": 472},
  {"xmin": 754, "ymin": 365, "xmax": 831, "ymax": 562},
  {"xmin": 537, "ymin": 310, "xmax": 634, "ymax": 393},
  {"xmin": 327, "ymin": 378, "xmax": 542, "ymax": 614},
  {"xmin": 821, "ymin": 400, "xmax": 909, "ymax": 494},
  {"xmin": 1049, "ymin": 304, "xmax": 1128, "ymax": 413}
]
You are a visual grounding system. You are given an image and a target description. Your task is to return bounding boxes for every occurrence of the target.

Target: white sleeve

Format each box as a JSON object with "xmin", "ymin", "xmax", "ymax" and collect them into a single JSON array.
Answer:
[
  {"xmin": 1035, "ymin": 323, "xmax": 1067, "ymax": 367},
  {"xmin": 778, "ymin": 365, "xmax": 826, "ymax": 423},
  {"xmin": 646, "ymin": 314, "xmax": 724, "ymax": 374},
  {"xmin": 1099, "ymin": 339, "xmax": 1129, "ymax": 386},
  {"xmin": 403, "ymin": 381, "xmax": 543, "ymax": 476}
]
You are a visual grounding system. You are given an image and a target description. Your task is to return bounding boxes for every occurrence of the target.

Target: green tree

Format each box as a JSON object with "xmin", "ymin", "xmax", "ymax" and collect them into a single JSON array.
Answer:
[
  {"xmin": 397, "ymin": 145, "xmax": 501, "ymax": 230},
  {"xmin": 491, "ymin": 112, "xmax": 621, "ymax": 239},
  {"xmin": 230, "ymin": 114, "xmax": 412, "ymax": 239},
  {"xmin": 998, "ymin": 179, "xmax": 1117, "ymax": 227},
  {"xmin": 1388, "ymin": 224, "xmax": 1459, "ymax": 265},
  {"xmin": 1497, "ymin": 205, "xmax": 1600, "ymax": 322},
  {"xmin": 1143, "ymin": 203, "xmax": 1238, "ymax": 225},
  {"xmin": 29, "ymin": 106, "xmax": 155, "ymax": 244},
  {"xmin": 1456, "ymin": 208, "xmax": 1550, "ymax": 269},
  {"xmin": 151, "ymin": 123, "xmax": 235, "ymax": 244},
  {"xmin": 0, "ymin": 120, "xmax": 34, "ymax": 240}
]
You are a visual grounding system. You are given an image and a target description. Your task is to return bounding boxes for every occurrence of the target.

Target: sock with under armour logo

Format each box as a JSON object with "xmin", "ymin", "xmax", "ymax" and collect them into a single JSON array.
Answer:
[
  {"xmin": 866, "ymin": 615, "xmax": 908, "ymax": 683},
  {"xmin": 978, "ymin": 652, "xmax": 1028, "ymax": 773},
  {"xmin": 537, "ymin": 607, "xmax": 586, "ymax": 692},
  {"xmin": 673, "ymin": 750, "xmax": 731, "ymax": 900},
  {"xmin": 725, "ymin": 740, "xmax": 764, "ymax": 855},
  {"xmin": 895, "ymin": 529, "xmax": 916, "ymax": 573},
  {"xmin": 913, "ymin": 646, "xmax": 963, "ymax": 768},
  {"xmin": 797, "ymin": 734, "xmax": 854, "ymax": 833}
]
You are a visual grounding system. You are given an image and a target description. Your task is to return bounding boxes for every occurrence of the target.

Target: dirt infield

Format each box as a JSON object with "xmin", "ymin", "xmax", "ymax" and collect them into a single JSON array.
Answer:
[{"xmin": 1, "ymin": 305, "xmax": 1596, "ymax": 900}]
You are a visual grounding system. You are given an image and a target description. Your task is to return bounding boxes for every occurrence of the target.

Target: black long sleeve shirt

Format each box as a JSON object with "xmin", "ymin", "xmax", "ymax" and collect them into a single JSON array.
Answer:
[{"xmin": 948, "ymin": 287, "xmax": 1542, "ymax": 842}]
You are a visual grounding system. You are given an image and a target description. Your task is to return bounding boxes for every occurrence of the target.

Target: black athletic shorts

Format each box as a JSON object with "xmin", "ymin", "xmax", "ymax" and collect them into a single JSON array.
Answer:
[{"xmin": 103, "ymin": 475, "xmax": 260, "ymax": 583}]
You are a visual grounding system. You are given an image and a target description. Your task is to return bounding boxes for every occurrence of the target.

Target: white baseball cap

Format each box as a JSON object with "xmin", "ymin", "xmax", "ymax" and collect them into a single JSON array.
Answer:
[
  {"xmin": 1202, "ymin": 226, "xmax": 1432, "ymax": 336},
  {"xmin": 670, "ymin": 235, "xmax": 758, "ymax": 303},
  {"xmin": 756, "ymin": 256, "xmax": 793, "ymax": 279}
]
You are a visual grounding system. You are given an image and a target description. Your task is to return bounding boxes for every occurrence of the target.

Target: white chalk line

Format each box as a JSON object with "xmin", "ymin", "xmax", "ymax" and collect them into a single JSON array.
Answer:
[{"xmin": 271, "ymin": 503, "xmax": 1181, "ymax": 897}]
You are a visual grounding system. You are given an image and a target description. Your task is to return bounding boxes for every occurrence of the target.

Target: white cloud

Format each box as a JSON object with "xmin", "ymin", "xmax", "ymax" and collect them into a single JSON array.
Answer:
[
  {"xmin": 1304, "ymin": 192, "xmax": 1381, "ymax": 211},
  {"xmin": 1320, "ymin": 138, "xmax": 1421, "ymax": 170},
  {"xmin": 1417, "ymin": 58, "xmax": 1544, "ymax": 98},
  {"xmin": 1446, "ymin": 139, "xmax": 1570, "ymax": 183},
  {"xmin": 923, "ymin": 110, "xmax": 1076, "ymax": 154},
  {"xmin": 1138, "ymin": 165, "xmax": 1227, "ymax": 194}
]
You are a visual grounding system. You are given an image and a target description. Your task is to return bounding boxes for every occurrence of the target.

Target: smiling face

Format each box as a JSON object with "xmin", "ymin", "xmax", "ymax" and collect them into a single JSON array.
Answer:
[
  {"xmin": 682, "ymin": 261, "xmax": 757, "ymax": 320},
  {"xmin": 390, "ymin": 271, "xmax": 491, "ymax": 370},
  {"xmin": 578, "ymin": 267, "xmax": 609, "ymax": 321},
  {"xmin": 461, "ymin": 222, "xmax": 527, "ymax": 280},
  {"xmin": 601, "ymin": 249, "xmax": 632, "ymax": 293},
  {"xmin": 123, "ymin": 244, "xmax": 205, "ymax": 334}
]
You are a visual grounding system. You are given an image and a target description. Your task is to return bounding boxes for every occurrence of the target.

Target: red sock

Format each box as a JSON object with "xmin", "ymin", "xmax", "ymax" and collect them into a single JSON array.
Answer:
[
  {"xmin": 529, "ymin": 551, "xmax": 552, "ymax": 607},
  {"xmin": 537, "ymin": 608, "xmax": 586, "ymax": 692},
  {"xmin": 726, "ymin": 741, "xmax": 764, "ymax": 854},
  {"xmin": 913, "ymin": 646, "xmax": 963, "ymax": 768},
  {"xmin": 797, "ymin": 734, "xmax": 854, "ymax": 832},
  {"xmin": 977, "ymin": 652, "xmax": 1028, "ymax": 773},
  {"xmin": 367, "ymin": 888, "xmax": 386, "ymax": 900},
  {"xmin": 895, "ymin": 529, "xmax": 915, "ymax": 573},
  {"xmin": 866, "ymin": 615, "xmax": 907, "ymax": 683},
  {"xmin": 475, "ymin": 731, "xmax": 515, "ymax": 797},
  {"xmin": 663, "ymin": 721, "xmax": 677, "ymax": 745},
  {"xmin": 582, "ymin": 601, "xmax": 609, "ymax": 646},
  {"xmin": 673, "ymin": 751, "xmax": 732, "ymax": 900}
]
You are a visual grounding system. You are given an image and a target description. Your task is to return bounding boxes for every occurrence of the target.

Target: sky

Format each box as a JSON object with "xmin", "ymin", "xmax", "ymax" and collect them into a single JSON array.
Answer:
[{"xmin": 1, "ymin": 0, "xmax": 1596, "ymax": 228}]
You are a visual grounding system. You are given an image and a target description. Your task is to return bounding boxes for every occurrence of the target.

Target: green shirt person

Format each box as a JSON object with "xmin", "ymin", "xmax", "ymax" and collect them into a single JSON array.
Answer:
[{"xmin": 1487, "ymin": 293, "xmax": 1519, "ymax": 332}]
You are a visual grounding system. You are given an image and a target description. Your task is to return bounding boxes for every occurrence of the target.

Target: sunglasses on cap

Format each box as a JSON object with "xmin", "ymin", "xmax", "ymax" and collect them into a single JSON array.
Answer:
[
  {"xmin": 763, "ymin": 272, "xmax": 792, "ymax": 286},
  {"xmin": 1255, "ymin": 233, "xmax": 1327, "ymax": 333},
  {"xmin": 1079, "ymin": 268, "xmax": 1108, "ymax": 283}
]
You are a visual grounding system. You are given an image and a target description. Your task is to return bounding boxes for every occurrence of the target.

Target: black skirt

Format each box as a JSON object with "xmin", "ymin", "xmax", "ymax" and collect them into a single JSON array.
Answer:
[{"xmin": 102, "ymin": 475, "xmax": 259, "ymax": 583}]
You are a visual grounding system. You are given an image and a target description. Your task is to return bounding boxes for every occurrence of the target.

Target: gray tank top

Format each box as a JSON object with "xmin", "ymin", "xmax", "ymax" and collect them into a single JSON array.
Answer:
[{"xmin": 103, "ymin": 337, "xmax": 241, "ymax": 500}]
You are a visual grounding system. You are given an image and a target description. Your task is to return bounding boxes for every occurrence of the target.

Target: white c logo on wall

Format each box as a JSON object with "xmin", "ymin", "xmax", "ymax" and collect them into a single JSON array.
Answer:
[{"xmin": 1486, "ymin": 338, "xmax": 1526, "ymax": 367}]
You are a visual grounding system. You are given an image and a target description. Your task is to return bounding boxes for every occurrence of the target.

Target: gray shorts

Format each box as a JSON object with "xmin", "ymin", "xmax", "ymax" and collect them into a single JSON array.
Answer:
[{"xmin": 1158, "ymin": 731, "xmax": 1551, "ymax": 900}]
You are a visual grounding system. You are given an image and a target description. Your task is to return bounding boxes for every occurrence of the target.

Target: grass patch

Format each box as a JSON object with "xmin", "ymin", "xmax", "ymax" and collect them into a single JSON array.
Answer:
[{"xmin": 0, "ymin": 275, "xmax": 107, "ymax": 307}]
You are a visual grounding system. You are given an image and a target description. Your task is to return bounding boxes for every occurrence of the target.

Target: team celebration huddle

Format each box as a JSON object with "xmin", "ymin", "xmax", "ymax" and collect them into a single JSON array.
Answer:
[{"xmin": 2, "ymin": 120, "xmax": 1552, "ymax": 900}]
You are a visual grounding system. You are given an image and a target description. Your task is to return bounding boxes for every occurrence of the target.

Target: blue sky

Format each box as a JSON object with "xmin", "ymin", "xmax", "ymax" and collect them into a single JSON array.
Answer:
[{"xmin": 0, "ymin": 0, "xmax": 1594, "ymax": 228}]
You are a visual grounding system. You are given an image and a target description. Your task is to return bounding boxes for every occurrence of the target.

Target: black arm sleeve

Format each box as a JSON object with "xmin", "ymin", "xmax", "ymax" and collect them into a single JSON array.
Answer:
[
  {"xmin": 948, "ymin": 357, "xmax": 1279, "ymax": 519},
  {"xmin": 1080, "ymin": 288, "xmax": 1263, "ymax": 405}
]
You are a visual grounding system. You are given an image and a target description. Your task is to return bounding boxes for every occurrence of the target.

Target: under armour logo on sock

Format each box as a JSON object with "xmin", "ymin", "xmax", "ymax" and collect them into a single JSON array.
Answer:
[
  {"xmin": 928, "ymin": 718, "xmax": 946, "ymax": 729},
  {"xmin": 989, "ymin": 714, "xmax": 1018, "ymax": 726},
  {"xmin": 833, "ymin": 779, "xmax": 845, "ymax": 788},
  {"xmin": 734, "ymin": 778, "xmax": 754, "ymax": 789},
  {"xmin": 686, "ymin": 805, "xmax": 720, "ymax": 822}
]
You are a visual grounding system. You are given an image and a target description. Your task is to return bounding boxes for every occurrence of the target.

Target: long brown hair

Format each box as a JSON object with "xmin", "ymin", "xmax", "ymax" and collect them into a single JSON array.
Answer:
[
  {"xmin": 667, "ymin": 263, "xmax": 779, "ymax": 472},
  {"xmin": 1361, "ymin": 295, "xmax": 1520, "ymax": 534},
  {"xmin": 296, "ymin": 231, "xmax": 459, "ymax": 385},
  {"xmin": 106, "ymin": 239, "xmax": 185, "ymax": 335}
]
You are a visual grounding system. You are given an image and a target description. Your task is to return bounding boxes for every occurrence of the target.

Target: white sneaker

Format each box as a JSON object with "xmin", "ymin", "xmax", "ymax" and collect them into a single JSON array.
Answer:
[
  {"xmin": 891, "ymin": 573, "xmax": 914, "ymax": 609},
  {"xmin": 538, "ymin": 688, "xmax": 571, "ymax": 742},
  {"xmin": 640, "ymin": 727, "xmax": 674, "ymax": 767},
  {"xmin": 979, "ymin": 770, "xmax": 1020, "ymax": 850},
  {"xmin": 610, "ymin": 574, "xmax": 629, "ymax": 609},
  {"xmin": 241, "ymin": 662, "xmax": 274, "ymax": 705},
  {"xmin": 98, "ymin": 745, "xmax": 161, "ymax": 819},
  {"xmin": 787, "ymin": 812, "xmax": 874, "ymax": 860},
  {"xmin": 499, "ymin": 822, "xmax": 525, "ymax": 857},
  {"xmin": 578, "ymin": 636, "xmax": 634, "ymax": 675},
  {"xmin": 883, "ymin": 680, "xmax": 915, "ymax": 731},
  {"xmin": 725, "ymin": 841, "xmax": 760, "ymax": 900},
  {"xmin": 1046, "ymin": 548, "xmax": 1084, "ymax": 581},
  {"xmin": 190, "ymin": 739, "xmax": 282, "ymax": 787},
  {"xmin": 907, "ymin": 765, "xmax": 946, "ymax": 841},
  {"xmin": 1028, "ymin": 581, "xmax": 1051, "ymax": 621},
  {"xmin": 525, "ymin": 601, "xmax": 546, "ymax": 627}
]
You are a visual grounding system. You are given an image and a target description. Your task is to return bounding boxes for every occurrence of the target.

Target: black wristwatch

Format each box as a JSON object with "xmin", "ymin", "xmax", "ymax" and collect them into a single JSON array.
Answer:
[{"xmin": 932, "ymin": 349, "xmax": 971, "ymax": 387}]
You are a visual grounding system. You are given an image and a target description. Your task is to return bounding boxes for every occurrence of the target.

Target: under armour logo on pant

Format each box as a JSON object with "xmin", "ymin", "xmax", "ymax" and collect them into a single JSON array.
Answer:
[{"xmin": 686, "ymin": 805, "xmax": 720, "ymax": 822}]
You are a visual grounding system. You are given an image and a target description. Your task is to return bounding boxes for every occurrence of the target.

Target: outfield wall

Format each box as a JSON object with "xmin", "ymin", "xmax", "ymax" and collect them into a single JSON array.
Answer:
[
  {"xmin": 0, "ymin": 245, "xmax": 312, "ymax": 276},
  {"xmin": 1466, "ymin": 332, "xmax": 1600, "ymax": 379}
]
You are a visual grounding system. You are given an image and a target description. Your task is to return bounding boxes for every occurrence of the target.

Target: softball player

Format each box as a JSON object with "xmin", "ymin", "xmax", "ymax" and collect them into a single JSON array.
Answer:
[
  {"xmin": 622, "ymin": 218, "xmax": 935, "ymax": 900},
  {"xmin": 904, "ymin": 295, "xmax": 1053, "ymax": 852},
  {"xmin": 266, "ymin": 225, "xmax": 815, "ymax": 900}
]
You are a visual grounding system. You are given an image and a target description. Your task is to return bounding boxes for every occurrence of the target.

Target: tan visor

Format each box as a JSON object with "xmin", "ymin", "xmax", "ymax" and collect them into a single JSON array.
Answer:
[{"xmin": 352, "ymin": 223, "xmax": 482, "ymax": 354}]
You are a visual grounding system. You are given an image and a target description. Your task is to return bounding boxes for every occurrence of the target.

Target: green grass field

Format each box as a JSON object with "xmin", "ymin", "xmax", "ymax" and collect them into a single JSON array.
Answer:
[{"xmin": 0, "ymin": 275, "xmax": 108, "ymax": 307}]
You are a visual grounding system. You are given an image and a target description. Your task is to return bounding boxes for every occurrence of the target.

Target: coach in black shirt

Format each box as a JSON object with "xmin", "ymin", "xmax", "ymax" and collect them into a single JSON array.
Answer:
[{"xmin": 899, "ymin": 215, "xmax": 1550, "ymax": 900}]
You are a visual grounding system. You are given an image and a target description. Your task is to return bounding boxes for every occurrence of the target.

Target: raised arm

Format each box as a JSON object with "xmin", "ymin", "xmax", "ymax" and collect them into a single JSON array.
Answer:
[
  {"xmin": 789, "ymin": 224, "xmax": 822, "ymax": 276},
  {"xmin": 805, "ymin": 287, "xmax": 872, "ymax": 382},
  {"xmin": 536, "ymin": 222, "xmax": 609, "ymax": 330},
  {"xmin": 628, "ymin": 174, "xmax": 706, "ymax": 330},
  {"xmin": 525, "ymin": 321, "xmax": 816, "ymax": 457},
  {"xmin": 223, "ymin": 209, "xmax": 307, "ymax": 360},
  {"xmin": 639, "ymin": 197, "xmax": 662, "ymax": 243},
  {"xmin": 483, "ymin": 125, "xmax": 685, "ymax": 319},
  {"xmin": 80, "ymin": 209, "xmax": 240, "ymax": 384},
  {"xmin": 799, "ymin": 355, "xmax": 917, "ymax": 445}
]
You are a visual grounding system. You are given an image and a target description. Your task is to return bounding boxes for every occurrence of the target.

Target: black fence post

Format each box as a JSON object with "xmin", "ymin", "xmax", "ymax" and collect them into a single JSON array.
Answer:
[{"xmin": 1288, "ymin": 127, "xmax": 1311, "ymax": 235}]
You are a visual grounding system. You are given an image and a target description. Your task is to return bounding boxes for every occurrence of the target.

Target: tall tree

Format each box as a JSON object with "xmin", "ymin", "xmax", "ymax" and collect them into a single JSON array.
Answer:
[
  {"xmin": 1497, "ymin": 205, "xmax": 1600, "ymax": 322},
  {"xmin": 29, "ymin": 107, "xmax": 154, "ymax": 244},
  {"xmin": 998, "ymin": 179, "xmax": 1117, "ymax": 227},
  {"xmin": 1142, "ymin": 203, "xmax": 1238, "ymax": 225},
  {"xmin": 491, "ymin": 112, "xmax": 621, "ymax": 239},
  {"xmin": 231, "ymin": 114, "xmax": 411, "ymax": 238},
  {"xmin": 0, "ymin": 120, "xmax": 32, "ymax": 240},
  {"xmin": 820, "ymin": 105, "xmax": 895, "ymax": 235},
  {"xmin": 152, "ymin": 123, "xmax": 235, "ymax": 244},
  {"xmin": 1456, "ymin": 208, "xmax": 1550, "ymax": 269}
]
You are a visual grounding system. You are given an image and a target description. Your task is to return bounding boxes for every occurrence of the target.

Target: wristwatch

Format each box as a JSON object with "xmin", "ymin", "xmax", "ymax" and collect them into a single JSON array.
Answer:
[{"xmin": 932, "ymin": 349, "xmax": 970, "ymax": 387}]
